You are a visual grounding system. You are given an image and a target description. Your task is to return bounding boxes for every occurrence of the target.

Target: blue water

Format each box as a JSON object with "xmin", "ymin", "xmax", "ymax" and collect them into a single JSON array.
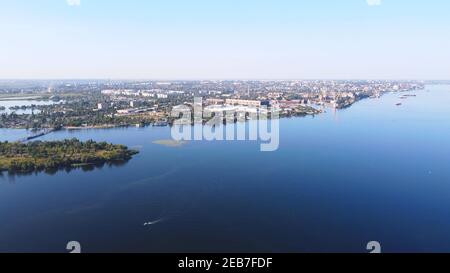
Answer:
[
  {"xmin": 1, "ymin": 85, "xmax": 450, "ymax": 253},
  {"xmin": 0, "ymin": 99, "xmax": 63, "ymax": 114}
]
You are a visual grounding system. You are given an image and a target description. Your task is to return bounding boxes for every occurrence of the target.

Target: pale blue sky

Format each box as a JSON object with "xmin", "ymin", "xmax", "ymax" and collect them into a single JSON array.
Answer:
[{"xmin": 1, "ymin": 0, "xmax": 449, "ymax": 79}]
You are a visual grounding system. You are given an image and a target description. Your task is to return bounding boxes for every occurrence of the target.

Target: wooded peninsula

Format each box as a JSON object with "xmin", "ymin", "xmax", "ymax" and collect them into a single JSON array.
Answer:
[{"xmin": 0, "ymin": 138, "xmax": 139, "ymax": 173}]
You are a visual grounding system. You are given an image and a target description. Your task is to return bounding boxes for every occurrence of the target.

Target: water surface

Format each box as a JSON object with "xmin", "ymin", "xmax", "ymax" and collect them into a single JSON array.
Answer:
[
  {"xmin": 1, "ymin": 85, "xmax": 450, "ymax": 253},
  {"xmin": 0, "ymin": 99, "xmax": 63, "ymax": 114}
]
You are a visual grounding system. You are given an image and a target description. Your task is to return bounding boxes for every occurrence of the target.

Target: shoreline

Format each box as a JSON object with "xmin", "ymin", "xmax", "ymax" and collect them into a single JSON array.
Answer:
[
  {"xmin": 0, "ymin": 96, "xmax": 47, "ymax": 101},
  {"xmin": 63, "ymin": 125, "xmax": 125, "ymax": 130},
  {"xmin": 0, "ymin": 87, "xmax": 427, "ymax": 135}
]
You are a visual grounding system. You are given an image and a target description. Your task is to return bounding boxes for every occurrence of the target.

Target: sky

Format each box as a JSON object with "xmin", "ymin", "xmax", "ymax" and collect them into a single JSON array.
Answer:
[{"xmin": 0, "ymin": 0, "xmax": 449, "ymax": 80}]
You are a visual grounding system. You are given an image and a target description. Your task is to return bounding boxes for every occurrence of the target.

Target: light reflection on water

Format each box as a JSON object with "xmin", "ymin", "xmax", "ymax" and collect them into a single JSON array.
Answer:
[{"xmin": 0, "ymin": 85, "xmax": 450, "ymax": 253}]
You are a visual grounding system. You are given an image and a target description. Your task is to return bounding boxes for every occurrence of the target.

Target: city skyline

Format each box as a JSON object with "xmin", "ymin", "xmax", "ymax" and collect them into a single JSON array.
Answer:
[{"xmin": 1, "ymin": 0, "xmax": 449, "ymax": 80}]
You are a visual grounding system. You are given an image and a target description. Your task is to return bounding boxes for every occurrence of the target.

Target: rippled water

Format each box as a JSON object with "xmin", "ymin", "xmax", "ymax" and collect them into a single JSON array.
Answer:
[{"xmin": 1, "ymin": 85, "xmax": 450, "ymax": 253}]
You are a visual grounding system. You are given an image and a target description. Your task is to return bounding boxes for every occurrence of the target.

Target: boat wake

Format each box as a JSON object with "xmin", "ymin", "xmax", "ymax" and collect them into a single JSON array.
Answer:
[{"xmin": 143, "ymin": 217, "xmax": 167, "ymax": 227}]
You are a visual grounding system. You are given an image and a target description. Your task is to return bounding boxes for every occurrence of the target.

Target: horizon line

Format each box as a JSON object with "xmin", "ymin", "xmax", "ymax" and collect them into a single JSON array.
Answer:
[{"xmin": 0, "ymin": 78, "xmax": 448, "ymax": 82}]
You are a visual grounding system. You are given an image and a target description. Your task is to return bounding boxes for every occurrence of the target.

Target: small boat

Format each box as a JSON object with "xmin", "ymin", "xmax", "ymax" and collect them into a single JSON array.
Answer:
[{"xmin": 396, "ymin": 103, "xmax": 402, "ymax": 106}]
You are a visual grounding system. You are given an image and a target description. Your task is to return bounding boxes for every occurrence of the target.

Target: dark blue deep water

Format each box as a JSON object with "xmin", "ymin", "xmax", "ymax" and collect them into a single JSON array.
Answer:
[{"xmin": 1, "ymin": 85, "xmax": 450, "ymax": 253}]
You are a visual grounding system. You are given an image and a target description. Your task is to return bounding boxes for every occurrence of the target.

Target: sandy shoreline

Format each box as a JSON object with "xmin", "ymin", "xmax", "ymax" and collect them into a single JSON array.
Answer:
[{"xmin": 153, "ymin": 140, "xmax": 188, "ymax": 148}]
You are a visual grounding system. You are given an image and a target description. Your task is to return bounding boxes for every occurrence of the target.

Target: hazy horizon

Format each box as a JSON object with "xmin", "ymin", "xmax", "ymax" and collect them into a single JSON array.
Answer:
[{"xmin": 0, "ymin": 78, "xmax": 448, "ymax": 81}]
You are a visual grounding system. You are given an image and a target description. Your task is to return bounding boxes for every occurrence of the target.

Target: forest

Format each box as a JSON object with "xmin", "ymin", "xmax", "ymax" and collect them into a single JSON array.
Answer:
[{"xmin": 0, "ymin": 138, "xmax": 139, "ymax": 173}]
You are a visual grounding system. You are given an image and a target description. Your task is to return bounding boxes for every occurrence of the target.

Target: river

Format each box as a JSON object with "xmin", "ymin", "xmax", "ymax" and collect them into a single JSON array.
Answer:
[{"xmin": 0, "ymin": 85, "xmax": 450, "ymax": 253}]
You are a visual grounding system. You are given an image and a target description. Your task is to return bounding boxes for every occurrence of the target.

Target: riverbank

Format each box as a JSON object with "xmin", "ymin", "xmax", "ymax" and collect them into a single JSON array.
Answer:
[
  {"xmin": 64, "ymin": 124, "xmax": 125, "ymax": 130},
  {"xmin": 0, "ymin": 95, "xmax": 47, "ymax": 101}
]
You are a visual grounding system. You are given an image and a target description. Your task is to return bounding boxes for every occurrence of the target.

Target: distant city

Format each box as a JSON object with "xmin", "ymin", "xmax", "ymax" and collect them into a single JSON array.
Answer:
[{"xmin": 0, "ymin": 80, "xmax": 426, "ymax": 131}]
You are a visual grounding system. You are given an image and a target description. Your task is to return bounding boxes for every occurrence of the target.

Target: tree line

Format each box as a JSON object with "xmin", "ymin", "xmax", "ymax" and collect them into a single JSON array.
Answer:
[{"xmin": 0, "ymin": 138, "xmax": 138, "ymax": 173}]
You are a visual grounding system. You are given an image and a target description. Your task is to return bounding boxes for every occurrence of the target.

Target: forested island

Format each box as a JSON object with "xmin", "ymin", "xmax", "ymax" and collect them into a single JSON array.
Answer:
[{"xmin": 0, "ymin": 139, "xmax": 139, "ymax": 174}]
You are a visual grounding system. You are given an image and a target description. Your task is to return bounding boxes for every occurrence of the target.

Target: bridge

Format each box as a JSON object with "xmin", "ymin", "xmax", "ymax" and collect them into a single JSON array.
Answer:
[{"xmin": 18, "ymin": 128, "xmax": 55, "ymax": 143}]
